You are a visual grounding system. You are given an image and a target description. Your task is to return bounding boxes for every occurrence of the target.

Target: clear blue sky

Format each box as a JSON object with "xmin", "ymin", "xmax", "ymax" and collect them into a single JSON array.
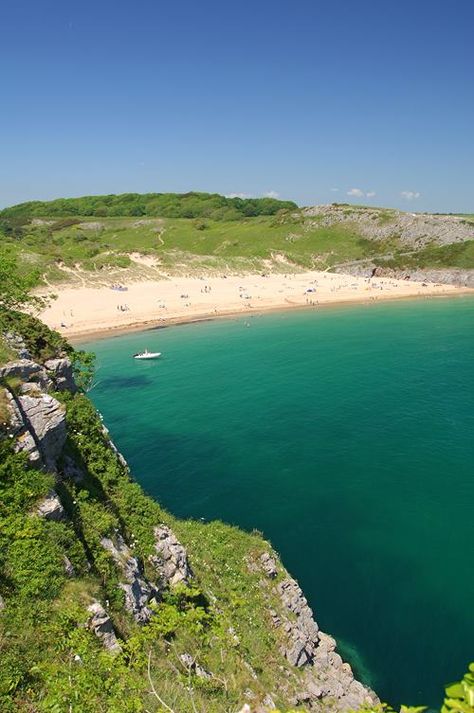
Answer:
[{"xmin": 1, "ymin": 0, "xmax": 473, "ymax": 212}]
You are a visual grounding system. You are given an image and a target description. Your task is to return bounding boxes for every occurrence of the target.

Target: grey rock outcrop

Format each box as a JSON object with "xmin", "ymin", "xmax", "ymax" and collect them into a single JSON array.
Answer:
[
  {"xmin": 2, "ymin": 332, "xmax": 31, "ymax": 360},
  {"xmin": 333, "ymin": 263, "xmax": 474, "ymax": 288},
  {"xmin": 44, "ymin": 358, "xmax": 77, "ymax": 392},
  {"xmin": 13, "ymin": 392, "xmax": 66, "ymax": 471},
  {"xmin": 149, "ymin": 525, "xmax": 193, "ymax": 587},
  {"xmin": 260, "ymin": 552, "xmax": 278, "ymax": 579},
  {"xmin": 0, "ymin": 360, "xmax": 53, "ymax": 391},
  {"xmin": 303, "ymin": 204, "xmax": 474, "ymax": 248},
  {"xmin": 262, "ymin": 693, "xmax": 276, "ymax": 709},
  {"xmin": 102, "ymin": 426, "xmax": 129, "ymax": 470},
  {"xmin": 179, "ymin": 652, "xmax": 212, "ymax": 679},
  {"xmin": 5, "ymin": 392, "xmax": 40, "ymax": 463},
  {"xmin": 36, "ymin": 490, "xmax": 66, "ymax": 521},
  {"xmin": 87, "ymin": 601, "xmax": 122, "ymax": 653},
  {"xmin": 63, "ymin": 555, "xmax": 75, "ymax": 577},
  {"xmin": 275, "ymin": 577, "xmax": 378, "ymax": 710},
  {"xmin": 0, "ymin": 357, "xmax": 77, "ymax": 394},
  {"xmin": 295, "ymin": 631, "xmax": 377, "ymax": 710},
  {"xmin": 101, "ymin": 535, "xmax": 158, "ymax": 623},
  {"xmin": 278, "ymin": 578, "xmax": 320, "ymax": 667}
]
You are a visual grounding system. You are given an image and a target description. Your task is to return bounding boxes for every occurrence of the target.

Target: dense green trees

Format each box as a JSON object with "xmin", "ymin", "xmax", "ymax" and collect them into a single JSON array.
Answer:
[{"xmin": 1, "ymin": 191, "xmax": 298, "ymax": 221}]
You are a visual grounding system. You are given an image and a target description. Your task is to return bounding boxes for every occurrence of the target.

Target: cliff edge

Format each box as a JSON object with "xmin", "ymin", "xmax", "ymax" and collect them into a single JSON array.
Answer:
[{"xmin": 0, "ymin": 319, "xmax": 378, "ymax": 712}]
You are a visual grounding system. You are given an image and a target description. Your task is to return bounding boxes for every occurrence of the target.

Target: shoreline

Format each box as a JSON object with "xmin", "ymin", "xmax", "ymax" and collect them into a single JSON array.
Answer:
[
  {"xmin": 37, "ymin": 269, "xmax": 474, "ymax": 344},
  {"xmin": 68, "ymin": 292, "xmax": 473, "ymax": 344}
]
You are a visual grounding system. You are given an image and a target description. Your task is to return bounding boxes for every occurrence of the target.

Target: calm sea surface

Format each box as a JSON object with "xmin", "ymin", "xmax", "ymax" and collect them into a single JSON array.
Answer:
[{"xmin": 82, "ymin": 297, "xmax": 474, "ymax": 707}]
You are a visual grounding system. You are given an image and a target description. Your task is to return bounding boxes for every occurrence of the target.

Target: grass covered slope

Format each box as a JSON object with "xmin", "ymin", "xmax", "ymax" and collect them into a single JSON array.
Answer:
[
  {"xmin": 1, "ymin": 194, "xmax": 474, "ymax": 288},
  {"xmin": 0, "ymin": 213, "xmax": 392, "ymax": 285}
]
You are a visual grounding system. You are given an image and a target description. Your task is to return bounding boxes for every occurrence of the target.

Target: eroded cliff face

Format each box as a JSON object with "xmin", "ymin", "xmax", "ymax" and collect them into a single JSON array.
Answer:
[
  {"xmin": 0, "ymin": 332, "xmax": 378, "ymax": 712},
  {"xmin": 333, "ymin": 263, "xmax": 474, "ymax": 287}
]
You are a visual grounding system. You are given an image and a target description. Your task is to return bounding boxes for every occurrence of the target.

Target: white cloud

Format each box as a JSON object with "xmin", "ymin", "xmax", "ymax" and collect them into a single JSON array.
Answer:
[
  {"xmin": 347, "ymin": 188, "xmax": 376, "ymax": 199},
  {"xmin": 226, "ymin": 190, "xmax": 281, "ymax": 200},
  {"xmin": 330, "ymin": 187, "xmax": 339, "ymax": 192},
  {"xmin": 401, "ymin": 190, "xmax": 421, "ymax": 200},
  {"xmin": 347, "ymin": 188, "xmax": 365, "ymax": 198}
]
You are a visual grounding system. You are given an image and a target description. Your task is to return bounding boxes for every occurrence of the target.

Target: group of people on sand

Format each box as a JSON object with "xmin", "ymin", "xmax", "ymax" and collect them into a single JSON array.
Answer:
[{"xmin": 116, "ymin": 304, "xmax": 130, "ymax": 311}]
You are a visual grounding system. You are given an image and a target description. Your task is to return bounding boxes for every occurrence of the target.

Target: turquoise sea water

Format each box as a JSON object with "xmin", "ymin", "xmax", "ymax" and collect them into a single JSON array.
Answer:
[{"xmin": 82, "ymin": 297, "xmax": 474, "ymax": 707}]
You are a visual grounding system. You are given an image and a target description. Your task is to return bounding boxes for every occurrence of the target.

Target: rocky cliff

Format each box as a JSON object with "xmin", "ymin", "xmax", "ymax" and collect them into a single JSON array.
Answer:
[
  {"xmin": 0, "ymin": 325, "xmax": 378, "ymax": 712},
  {"xmin": 303, "ymin": 204, "xmax": 474, "ymax": 249}
]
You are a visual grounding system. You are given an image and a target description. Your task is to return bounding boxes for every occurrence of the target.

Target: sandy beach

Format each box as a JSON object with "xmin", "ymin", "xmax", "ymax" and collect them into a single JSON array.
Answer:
[{"xmin": 37, "ymin": 270, "xmax": 472, "ymax": 341}]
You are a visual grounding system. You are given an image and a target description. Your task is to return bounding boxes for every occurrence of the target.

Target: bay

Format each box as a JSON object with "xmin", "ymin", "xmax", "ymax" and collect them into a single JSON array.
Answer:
[{"xmin": 82, "ymin": 296, "xmax": 474, "ymax": 707}]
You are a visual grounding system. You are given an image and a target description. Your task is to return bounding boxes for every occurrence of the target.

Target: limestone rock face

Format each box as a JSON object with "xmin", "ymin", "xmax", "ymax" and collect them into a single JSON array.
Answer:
[
  {"xmin": 2, "ymin": 332, "xmax": 31, "ymax": 360},
  {"xmin": 0, "ymin": 360, "xmax": 52, "ymax": 391},
  {"xmin": 14, "ymin": 393, "xmax": 66, "ymax": 471},
  {"xmin": 150, "ymin": 525, "xmax": 193, "ymax": 587},
  {"xmin": 333, "ymin": 263, "xmax": 474, "ymax": 288},
  {"xmin": 4, "ymin": 392, "xmax": 40, "ymax": 464},
  {"xmin": 297, "ymin": 630, "xmax": 378, "ymax": 710},
  {"xmin": 275, "ymin": 577, "xmax": 378, "ymax": 710},
  {"xmin": 101, "ymin": 535, "xmax": 159, "ymax": 623},
  {"xmin": 63, "ymin": 555, "xmax": 75, "ymax": 577},
  {"xmin": 44, "ymin": 358, "xmax": 77, "ymax": 392},
  {"xmin": 303, "ymin": 204, "xmax": 474, "ymax": 249},
  {"xmin": 260, "ymin": 552, "xmax": 278, "ymax": 579},
  {"xmin": 36, "ymin": 490, "xmax": 66, "ymax": 521},
  {"xmin": 87, "ymin": 601, "xmax": 122, "ymax": 653},
  {"xmin": 278, "ymin": 578, "xmax": 320, "ymax": 667},
  {"xmin": 0, "ymin": 357, "xmax": 77, "ymax": 394},
  {"xmin": 179, "ymin": 652, "xmax": 212, "ymax": 679}
]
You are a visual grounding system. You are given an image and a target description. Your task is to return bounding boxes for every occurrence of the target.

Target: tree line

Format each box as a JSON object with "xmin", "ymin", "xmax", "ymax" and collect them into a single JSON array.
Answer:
[{"xmin": 0, "ymin": 191, "xmax": 298, "ymax": 221}]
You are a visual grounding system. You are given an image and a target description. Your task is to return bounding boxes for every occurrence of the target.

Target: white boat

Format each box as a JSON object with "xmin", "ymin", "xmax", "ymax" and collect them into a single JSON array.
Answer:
[{"xmin": 133, "ymin": 349, "xmax": 161, "ymax": 360}]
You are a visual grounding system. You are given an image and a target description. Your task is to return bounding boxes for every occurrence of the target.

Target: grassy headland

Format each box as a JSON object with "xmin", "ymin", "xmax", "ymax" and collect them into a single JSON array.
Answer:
[{"xmin": 1, "ymin": 193, "xmax": 473, "ymax": 290}]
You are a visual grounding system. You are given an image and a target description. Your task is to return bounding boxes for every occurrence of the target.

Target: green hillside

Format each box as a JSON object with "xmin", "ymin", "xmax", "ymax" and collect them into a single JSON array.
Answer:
[{"xmin": 1, "ymin": 194, "xmax": 473, "ymax": 288}]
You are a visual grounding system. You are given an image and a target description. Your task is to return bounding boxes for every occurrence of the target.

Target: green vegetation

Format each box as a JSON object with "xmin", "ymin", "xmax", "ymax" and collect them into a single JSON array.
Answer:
[
  {"xmin": 374, "ymin": 240, "xmax": 474, "ymax": 271},
  {"xmin": 0, "ymin": 249, "xmax": 46, "ymax": 311},
  {"xmin": 0, "ymin": 191, "xmax": 297, "ymax": 221},
  {"xmin": 0, "ymin": 211, "xmax": 404, "ymax": 287},
  {"xmin": 0, "ymin": 309, "xmax": 71, "ymax": 361},
  {"xmin": 1, "ymin": 193, "xmax": 473, "ymax": 287},
  {"xmin": 0, "ymin": 337, "xmax": 15, "ymax": 368}
]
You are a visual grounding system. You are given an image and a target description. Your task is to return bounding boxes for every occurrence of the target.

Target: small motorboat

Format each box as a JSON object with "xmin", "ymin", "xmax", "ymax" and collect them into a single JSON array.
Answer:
[{"xmin": 133, "ymin": 349, "xmax": 161, "ymax": 360}]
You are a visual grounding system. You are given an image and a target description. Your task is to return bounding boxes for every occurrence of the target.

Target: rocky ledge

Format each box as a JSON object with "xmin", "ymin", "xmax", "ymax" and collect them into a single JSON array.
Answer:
[
  {"xmin": 261, "ymin": 561, "xmax": 379, "ymax": 711},
  {"xmin": 149, "ymin": 524, "xmax": 193, "ymax": 587},
  {"xmin": 100, "ymin": 535, "xmax": 159, "ymax": 624}
]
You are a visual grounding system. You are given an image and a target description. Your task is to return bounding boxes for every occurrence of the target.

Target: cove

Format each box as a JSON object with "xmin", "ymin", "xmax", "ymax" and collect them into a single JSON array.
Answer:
[{"xmin": 81, "ymin": 296, "xmax": 474, "ymax": 707}]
